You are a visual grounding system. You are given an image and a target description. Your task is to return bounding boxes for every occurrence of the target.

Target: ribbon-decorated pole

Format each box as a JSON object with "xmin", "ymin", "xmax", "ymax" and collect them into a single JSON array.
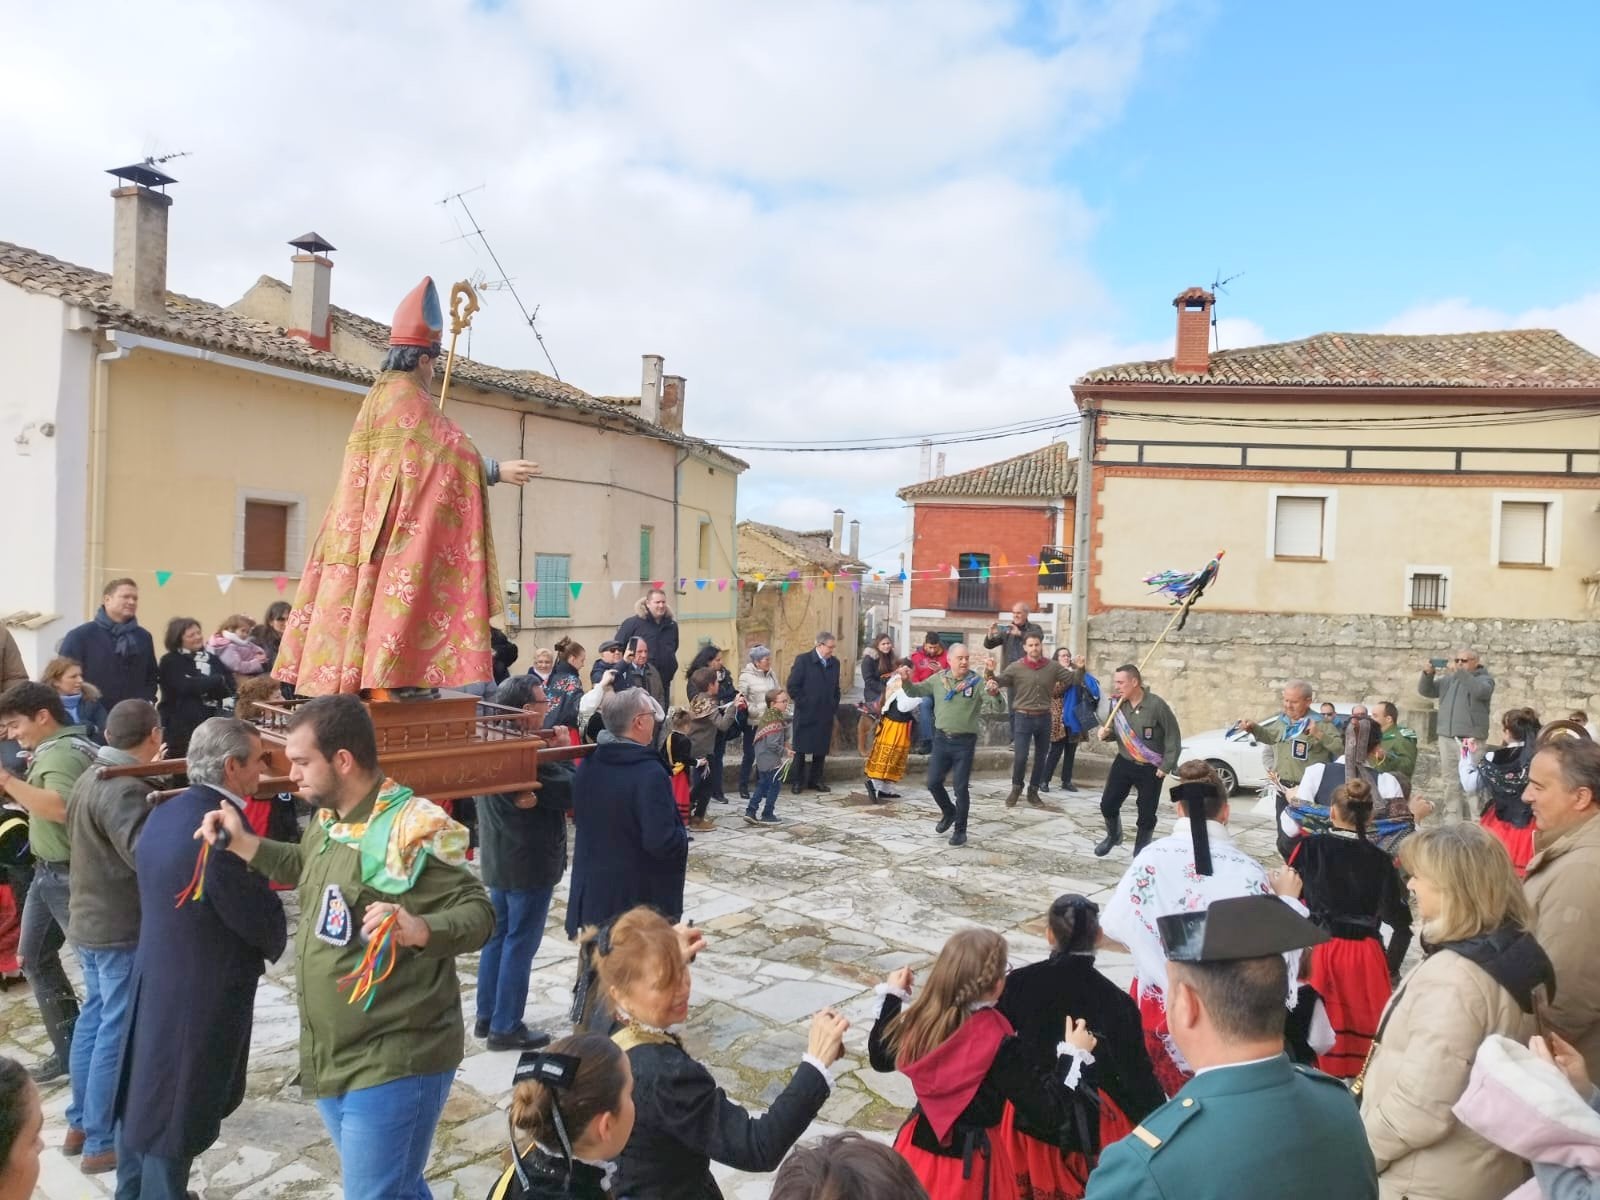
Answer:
[{"xmin": 437, "ymin": 280, "xmax": 480, "ymax": 411}]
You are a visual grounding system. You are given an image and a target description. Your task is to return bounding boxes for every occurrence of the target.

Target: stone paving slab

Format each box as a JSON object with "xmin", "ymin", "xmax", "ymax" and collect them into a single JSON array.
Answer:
[{"xmin": 19, "ymin": 767, "xmax": 1292, "ymax": 1200}]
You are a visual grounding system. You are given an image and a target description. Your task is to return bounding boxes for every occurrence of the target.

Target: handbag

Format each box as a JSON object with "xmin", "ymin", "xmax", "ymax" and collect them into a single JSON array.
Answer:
[{"xmin": 1069, "ymin": 675, "xmax": 1101, "ymax": 735}]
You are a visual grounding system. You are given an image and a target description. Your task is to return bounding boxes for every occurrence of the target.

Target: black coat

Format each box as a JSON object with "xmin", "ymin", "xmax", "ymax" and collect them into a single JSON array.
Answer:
[
  {"xmin": 785, "ymin": 651, "xmax": 840, "ymax": 755},
  {"xmin": 59, "ymin": 612, "xmax": 159, "ymax": 710},
  {"xmin": 616, "ymin": 604, "xmax": 681, "ymax": 691},
  {"xmin": 157, "ymin": 650, "xmax": 233, "ymax": 757},
  {"xmin": 998, "ymin": 951, "xmax": 1166, "ymax": 1135},
  {"xmin": 479, "ymin": 763, "xmax": 572, "ymax": 893},
  {"xmin": 564, "ymin": 738, "xmax": 688, "ymax": 938},
  {"xmin": 116, "ymin": 786, "xmax": 287, "ymax": 1158}
]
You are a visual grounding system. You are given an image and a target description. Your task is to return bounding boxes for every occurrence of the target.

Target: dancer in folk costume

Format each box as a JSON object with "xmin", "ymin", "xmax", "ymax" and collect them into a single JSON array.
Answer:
[
  {"xmin": 1460, "ymin": 706, "xmax": 1542, "ymax": 876},
  {"xmin": 274, "ymin": 277, "xmax": 538, "ymax": 696},
  {"xmin": 1101, "ymin": 761, "xmax": 1280, "ymax": 1096},
  {"xmin": 1283, "ymin": 716, "xmax": 1417, "ymax": 858},
  {"xmin": 871, "ymin": 928, "xmax": 1099, "ymax": 1200},
  {"xmin": 864, "ymin": 668, "xmax": 919, "ymax": 803},
  {"xmin": 1279, "ymin": 778, "xmax": 1411, "ymax": 1079},
  {"xmin": 999, "ymin": 895, "xmax": 1165, "ymax": 1199}
]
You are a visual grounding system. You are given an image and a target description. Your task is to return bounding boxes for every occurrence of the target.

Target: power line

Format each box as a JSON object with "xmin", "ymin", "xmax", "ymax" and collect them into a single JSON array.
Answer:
[
  {"xmin": 439, "ymin": 190, "xmax": 562, "ymax": 381},
  {"xmin": 707, "ymin": 414, "xmax": 1080, "ymax": 453}
]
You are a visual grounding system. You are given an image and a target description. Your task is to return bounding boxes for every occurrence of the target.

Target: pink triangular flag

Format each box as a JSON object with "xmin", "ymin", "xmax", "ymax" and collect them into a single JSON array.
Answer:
[
  {"xmin": 274, "ymin": 575, "xmax": 288, "ymax": 593},
  {"xmin": 716, "ymin": 579, "xmax": 728, "ymax": 592},
  {"xmin": 524, "ymin": 581, "xmax": 539, "ymax": 600}
]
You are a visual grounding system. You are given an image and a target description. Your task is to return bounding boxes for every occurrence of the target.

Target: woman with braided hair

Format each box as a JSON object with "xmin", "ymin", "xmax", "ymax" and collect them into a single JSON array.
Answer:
[
  {"xmin": 1278, "ymin": 778, "xmax": 1412, "ymax": 1078},
  {"xmin": 998, "ymin": 895, "xmax": 1163, "ymax": 1198},
  {"xmin": 1283, "ymin": 714, "xmax": 1415, "ymax": 857},
  {"xmin": 1460, "ymin": 706, "xmax": 1542, "ymax": 876},
  {"xmin": 870, "ymin": 928, "xmax": 1098, "ymax": 1200}
]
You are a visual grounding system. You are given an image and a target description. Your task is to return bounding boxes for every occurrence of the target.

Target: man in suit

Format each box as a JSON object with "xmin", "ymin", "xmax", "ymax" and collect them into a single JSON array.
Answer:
[
  {"xmin": 115, "ymin": 717, "xmax": 287, "ymax": 1200},
  {"xmin": 786, "ymin": 631, "xmax": 841, "ymax": 794},
  {"xmin": 1085, "ymin": 895, "xmax": 1377, "ymax": 1199}
]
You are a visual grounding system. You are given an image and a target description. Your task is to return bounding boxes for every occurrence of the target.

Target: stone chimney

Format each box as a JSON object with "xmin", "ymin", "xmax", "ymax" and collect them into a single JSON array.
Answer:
[
  {"xmin": 660, "ymin": 374, "xmax": 686, "ymax": 434},
  {"xmin": 832, "ymin": 509, "xmax": 845, "ymax": 551},
  {"xmin": 1172, "ymin": 287, "xmax": 1215, "ymax": 374},
  {"xmin": 106, "ymin": 161, "xmax": 176, "ymax": 315},
  {"xmin": 849, "ymin": 519, "xmax": 860, "ymax": 560},
  {"xmin": 286, "ymin": 232, "xmax": 336, "ymax": 350},
  {"xmin": 640, "ymin": 354, "xmax": 664, "ymax": 423}
]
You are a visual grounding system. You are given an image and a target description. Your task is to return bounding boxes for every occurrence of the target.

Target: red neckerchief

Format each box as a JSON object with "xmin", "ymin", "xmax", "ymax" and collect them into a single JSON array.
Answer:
[
  {"xmin": 899, "ymin": 1008, "xmax": 1013, "ymax": 1143},
  {"xmin": 1020, "ymin": 657, "xmax": 1047, "ymax": 670}
]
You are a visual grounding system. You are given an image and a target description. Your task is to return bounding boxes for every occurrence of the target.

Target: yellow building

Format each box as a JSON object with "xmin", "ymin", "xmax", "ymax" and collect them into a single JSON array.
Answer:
[
  {"xmin": 0, "ymin": 168, "xmax": 743, "ymax": 681},
  {"xmin": 1071, "ymin": 288, "xmax": 1600, "ymax": 731},
  {"xmin": 736, "ymin": 517, "xmax": 868, "ymax": 685}
]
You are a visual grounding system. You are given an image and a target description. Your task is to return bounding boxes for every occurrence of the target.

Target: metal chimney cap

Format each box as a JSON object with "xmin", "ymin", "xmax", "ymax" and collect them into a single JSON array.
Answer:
[
  {"xmin": 106, "ymin": 162, "xmax": 178, "ymax": 189},
  {"xmin": 289, "ymin": 232, "xmax": 337, "ymax": 255}
]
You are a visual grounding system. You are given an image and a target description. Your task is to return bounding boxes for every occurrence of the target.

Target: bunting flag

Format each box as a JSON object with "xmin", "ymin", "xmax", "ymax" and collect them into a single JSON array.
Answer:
[
  {"xmin": 804, "ymin": 579, "xmax": 815, "ymax": 592},
  {"xmin": 850, "ymin": 579, "xmax": 861, "ymax": 592},
  {"xmin": 898, "ymin": 570, "xmax": 908, "ymax": 582},
  {"xmin": 1038, "ymin": 563, "xmax": 1049, "ymax": 576},
  {"xmin": 694, "ymin": 579, "xmax": 707, "ymax": 590},
  {"xmin": 215, "ymin": 574, "xmax": 236, "ymax": 594},
  {"xmin": 570, "ymin": 581, "xmax": 583, "ymax": 600},
  {"xmin": 756, "ymin": 580, "xmax": 766, "ymax": 592},
  {"xmin": 678, "ymin": 578, "xmax": 687, "ymax": 590},
  {"xmin": 998, "ymin": 554, "xmax": 1009, "ymax": 567},
  {"xmin": 650, "ymin": 580, "xmax": 665, "ymax": 592},
  {"xmin": 524, "ymin": 581, "xmax": 539, "ymax": 600},
  {"xmin": 949, "ymin": 566, "xmax": 960, "ymax": 580},
  {"xmin": 980, "ymin": 565, "xmax": 991, "ymax": 580},
  {"xmin": 781, "ymin": 581, "xmax": 790, "ymax": 592},
  {"xmin": 717, "ymin": 579, "xmax": 728, "ymax": 591},
  {"xmin": 825, "ymin": 579, "xmax": 835, "ymax": 591},
  {"xmin": 1028, "ymin": 555, "xmax": 1039, "ymax": 566},
  {"xmin": 612, "ymin": 581, "xmax": 626, "ymax": 598},
  {"xmin": 787, "ymin": 570, "xmax": 800, "ymax": 580},
  {"xmin": 155, "ymin": 570, "xmax": 173, "ymax": 587},
  {"xmin": 275, "ymin": 575, "xmax": 289, "ymax": 593}
]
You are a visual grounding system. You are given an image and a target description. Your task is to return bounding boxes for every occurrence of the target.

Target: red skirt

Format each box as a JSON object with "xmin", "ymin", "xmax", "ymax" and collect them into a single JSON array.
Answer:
[
  {"xmin": 1001, "ymin": 1093, "xmax": 1133, "ymax": 1200},
  {"xmin": 895, "ymin": 1119, "xmax": 1020, "ymax": 1200},
  {"xmin": 0, "ymin": 885, "xmax": 18, "ymax": 975},
  {"xmin": 671, "ymin": 770, "xmax": 692, "ymax": 825},
  {"xmin": 1481, "ymin": 810, "xmax": 1536, "ymax": 878},
  {"xmin": 1308, "ymin": 936, "xmax": 1391, "ymax": 1078},
  {"xmin": 1132, "ymin": 983, "xmax": 1191, "ymax": 1097}
]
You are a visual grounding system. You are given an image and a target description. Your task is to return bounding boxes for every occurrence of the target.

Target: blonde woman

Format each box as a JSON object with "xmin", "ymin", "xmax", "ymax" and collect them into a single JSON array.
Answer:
[{"xmin": 1359, "ymin": 823, "xmax": 1555, "ymax": 1200}]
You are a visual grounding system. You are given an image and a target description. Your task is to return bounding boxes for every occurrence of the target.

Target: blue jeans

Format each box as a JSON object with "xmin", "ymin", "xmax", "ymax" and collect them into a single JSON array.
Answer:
[
  {"xmin": 476, "ymin": 886, "xmax": 554, "ymax": 1036},
  {"xmin": 927, "ymin": 731, "xmax": 977, "ymax": 833},
  {"xmin": 915, "ymin": 697, "xmax": 935, "ymax": 746},
  {"xmin": 747, "ymin": 768, "xmax": 781, "ymax": 818},
  {"xmin": 70, "ymin": 945, "xmax": 135, "ymax": 1154},
  {"xmin": 114, "ymin": 1123, "xmax": 193, "ymax": 1200},
  {"xmin": 1011, "ymin": 711, "xmax": 1051, "ymax": 789},
  {"xmin": 315, "ymin": 1070, "xmax": 456, "ymax": 1200}
]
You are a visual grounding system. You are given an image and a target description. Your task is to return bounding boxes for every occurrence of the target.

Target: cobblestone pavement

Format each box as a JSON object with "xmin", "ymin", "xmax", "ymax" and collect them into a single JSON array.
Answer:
[{"xmin": 21, "ymin": 761, "xmax": 1287, "ymax": 1200}]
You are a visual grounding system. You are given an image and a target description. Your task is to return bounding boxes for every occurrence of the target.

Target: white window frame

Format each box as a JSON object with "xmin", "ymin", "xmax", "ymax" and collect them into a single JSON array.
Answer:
[
  {"xmin": 1402, "ymin": 564, "xmax": 1452, "ymax": 615},
  {"xmin": 1491, "ymin": 492, "xmax": 1562, "ymax": 568},
  {"xmin": 235, "ymin": 488, "xmax": 307, "ymax": 578},
  {"xmin": 1266, "ymin": 487, "xmax": 1337, "ymax": 562}
]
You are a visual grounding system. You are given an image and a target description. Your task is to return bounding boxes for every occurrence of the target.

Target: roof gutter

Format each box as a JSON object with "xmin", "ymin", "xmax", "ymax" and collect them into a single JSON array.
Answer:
[
  {"xmin": 1070, "ymin": 382, "xmax": 1600, "ymax": 404},
  {"xmin": 105, "ymin": 329, "xmax": 370, "ymax": 395}
]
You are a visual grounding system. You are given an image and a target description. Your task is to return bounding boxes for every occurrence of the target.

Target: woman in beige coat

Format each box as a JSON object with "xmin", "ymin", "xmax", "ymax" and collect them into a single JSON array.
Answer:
[{"xmin": 1359, "ymin": 823, "xmax": 1556, "ymax": 1200}]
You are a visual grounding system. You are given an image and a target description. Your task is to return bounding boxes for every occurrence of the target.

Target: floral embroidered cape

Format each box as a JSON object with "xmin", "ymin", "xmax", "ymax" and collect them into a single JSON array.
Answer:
[
  {"xmin": 274, "ymin": 370, "xmax": 502, "ymax": 694},
  {"xmin": 317, "ymin": 777, "xmax": 468, "ymax": 895}
]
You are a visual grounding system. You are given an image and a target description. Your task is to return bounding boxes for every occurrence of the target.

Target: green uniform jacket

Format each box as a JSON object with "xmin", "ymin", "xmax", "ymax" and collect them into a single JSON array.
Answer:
[
  {"xmin": 1255, "ymin": 715, "xmax": 1342, "ymax": 787},
  {"xmin": 251, "ymin": 784, "xmax": 494, "ymax": 1099},
  {"xmin": 1113, "ymin": 692, "xmax": 1182, "ymax": 772},
  {"xmin": 903, "ymin": 671, "xmax": 999, "ymax": 736},
  {"xmin": 1376, "ymin": 726, "xmax": 1419, "ymax": 783},
  {"xmin": 1085, "ymin": 1055, "xmax": 1377, "ymax": 1200}
]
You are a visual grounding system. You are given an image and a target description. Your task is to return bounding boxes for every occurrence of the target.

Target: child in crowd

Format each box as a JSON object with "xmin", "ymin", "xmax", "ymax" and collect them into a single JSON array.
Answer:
[
  {"xmin": 747, "ymin": 690, "xmax": 792, "ymax": 824},
  {"xmin": 665, "ymin": 709, "xmax": 696, "ymax": 827},
  {"xmin": 772, "ymin": 1132, "xmax": 930, "ymax": 1200},
  {"xmin": 207, "ymin": 614, "xmax": 270, "ymax": 676}
]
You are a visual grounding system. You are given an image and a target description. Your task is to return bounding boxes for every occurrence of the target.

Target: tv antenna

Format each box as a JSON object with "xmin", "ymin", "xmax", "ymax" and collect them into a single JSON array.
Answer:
[
  {"xmin": 439, "ymin": 188, "xmax": 561, "ymax": 380},
  {"xmin": 1209, "ymin": 268, "xmax": 1244, "ymax": 350}
]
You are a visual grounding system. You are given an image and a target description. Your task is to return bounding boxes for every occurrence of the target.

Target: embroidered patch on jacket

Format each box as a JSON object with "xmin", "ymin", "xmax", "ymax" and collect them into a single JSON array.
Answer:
[
  {"xmin": 1143, "ymin": 726, "xmax": 1155, "ymax": 740},
  {"xmin": 1291, "ymin": 738, "xmax": 1309, "ymax": 761},
  {"xmin": 315, "ymin": 883, "xmax": 353, "ymax": 946}
]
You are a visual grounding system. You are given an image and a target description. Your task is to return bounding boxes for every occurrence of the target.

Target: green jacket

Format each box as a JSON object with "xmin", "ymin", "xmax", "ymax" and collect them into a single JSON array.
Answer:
[
  {"xmin": 1085, "ymin": 1055, "xmax": 1376, "ymax": 1199},
  {"xmin": 1255, "ymin": 715, "xmax": 1342, "ymax": 787},
  {"xmin": 251, "ymin": 782, "xmax": 494, "ymax": 1099},
  {"xmin": 24, "ymin": 724, "xmax": 96, "ymax": 864},
  {"xmin": 990, "ymin": 657, "xmax": 1074, "ymax": 712},
  {"xmin": 903, "ymin": 670, "xmax": 998, "ymax": 736},
  {"xmin": 1111, "ymin": 691, "xmax": 1182, "ymax": 772},
  {"xmin": 1376, "ymin": 725, "xmax": 1419, "ymax": 783}
]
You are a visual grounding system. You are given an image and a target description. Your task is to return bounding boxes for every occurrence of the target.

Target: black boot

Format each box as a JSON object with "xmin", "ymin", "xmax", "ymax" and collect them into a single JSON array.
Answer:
[
  {"xmin": 1093, "ymin": 815, "xmax": 1124, "ymax": 857},
  {"xmin": 1133, "ymin": 827, "xmax": 1154, "ymax": 856},
  {"xmin": 33, "ymin": 987, "xmax": 79, "ymax": 1081},
  {"xmin": 864, "ymin": 778, "xmax": 878, "ymax": 803}
]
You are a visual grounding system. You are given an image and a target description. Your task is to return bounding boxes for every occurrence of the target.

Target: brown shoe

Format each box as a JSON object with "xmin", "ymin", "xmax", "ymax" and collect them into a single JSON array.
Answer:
[
  {"xmin": 81, "ymin": 1150, "xmax": 117, "ymax": 1175},
  {"xmin": 688, "ymin": 817, "xmax": 716, "ymax": 832},
  {"xmin": 63, "ymin": 1127, "xmax": 85, "ymax": 1156},
  {"xmin": 1026, "ymin": 788, "xmax": 1045, "ymax": 807},
  {"xmin": 1004, "ymin": 787, "xmax": 1021, "ymax": 808}
]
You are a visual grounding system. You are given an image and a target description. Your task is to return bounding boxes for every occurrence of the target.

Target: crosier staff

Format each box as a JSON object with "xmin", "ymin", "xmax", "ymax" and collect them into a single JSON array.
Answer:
[{"xmin": 436, "ymin": 279, "xmax": 480, "ymax": 410}]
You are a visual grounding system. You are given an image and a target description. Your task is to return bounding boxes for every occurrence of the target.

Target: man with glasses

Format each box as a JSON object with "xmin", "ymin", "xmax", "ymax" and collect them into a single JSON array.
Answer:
[{"xmin": 1419, "ymin": 648, "xmax": 1495, "ymax": 823}]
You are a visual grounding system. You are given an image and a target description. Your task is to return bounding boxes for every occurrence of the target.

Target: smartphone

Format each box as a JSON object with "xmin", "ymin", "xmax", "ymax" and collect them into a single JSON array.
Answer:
[{"xmin": 1430, "ymin": 657, "xmax": 1448, "ymax": 669}]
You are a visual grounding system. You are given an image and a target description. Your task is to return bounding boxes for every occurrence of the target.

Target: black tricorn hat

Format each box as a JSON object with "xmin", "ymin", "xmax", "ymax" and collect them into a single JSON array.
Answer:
[{"xmin": 1158, "ymin": 895, "xmax": 1329, "ymax": 964}]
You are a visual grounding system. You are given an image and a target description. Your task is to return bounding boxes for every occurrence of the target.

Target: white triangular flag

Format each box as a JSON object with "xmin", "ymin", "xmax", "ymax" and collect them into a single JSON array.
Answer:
[
  {"xmin": 216, "ymin": 574, "xmax": 236, "ymax": 594},
  {"xmin": 611, "ymin": 580, "xmax": 626, "ymax": 598},
  {"xmin": 756, "ymin": 580, "xmax": 766, "ymax": 593},
  {"xmin": 949, "ymin": 566, "xmax": 960, "ymax": 580}
]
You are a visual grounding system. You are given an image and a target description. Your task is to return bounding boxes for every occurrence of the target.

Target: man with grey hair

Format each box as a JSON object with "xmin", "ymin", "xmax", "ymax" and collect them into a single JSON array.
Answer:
[
  {"xmin": 565, "ymin": 685, "xmax": 686, "ymax": 938},
  {"xmin": 62, "ymin": 700, "xmax": 162, "ymax": 1170},
  {"xmin": 1419, "ymin": 648, "xmax": 1495, "ymax": 823},
  {"xmin": 787, "ymin": 631, "xmax": 841, "ymax": 794},
  {"xmin": 115, "ymin": 716, "xmax": 286, "ymax": 1199},
  {"xmin": 1237, "ymin": 680, "xmax": 1341, "ymax": 859}
]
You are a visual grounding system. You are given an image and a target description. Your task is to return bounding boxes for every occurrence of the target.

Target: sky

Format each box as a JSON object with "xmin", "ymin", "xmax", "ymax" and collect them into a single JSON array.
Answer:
[{"xmin": 3, "ymin": 0, "xmax": 1599, "ymax": 572}]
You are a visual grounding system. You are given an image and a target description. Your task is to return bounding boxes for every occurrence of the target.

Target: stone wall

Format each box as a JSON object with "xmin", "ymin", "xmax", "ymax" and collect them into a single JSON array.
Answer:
[{"xmin": 1087, "ymin": 609, "xmax": 1600, "ymax": 757}]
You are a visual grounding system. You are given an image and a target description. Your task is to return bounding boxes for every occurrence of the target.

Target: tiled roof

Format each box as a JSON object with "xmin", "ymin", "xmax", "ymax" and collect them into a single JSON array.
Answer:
[
  {"xmin": 0, "ymin": 240, "xmax": 746, "ymax": 468},
  {"xmin": 1075, "ymin": 329, "xmax": 1600, "ymax": 389},
  {"xmin": 737, "ymin": 521, "xmax": 867, "ymax": 575},
  {"xmin": 896, "ymin": 440, "xmax": 1077, "ymax": 501}
]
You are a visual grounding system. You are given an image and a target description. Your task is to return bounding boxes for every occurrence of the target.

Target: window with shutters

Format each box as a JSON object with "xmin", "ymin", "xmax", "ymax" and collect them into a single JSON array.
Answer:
[
  {"xmin": 235, "ymin": 489, "xmax": 306, "ymax": 576},
  {"xmin": 1272, "ymin": 496, "xmax": 1327, "ymax": 559},
  {"xmin": 1497, "ymin": 500, "xmax": 1550, "ymax": 566},
  {"xmin": 534, "ymin": 554, "xmax": 570, "ymax": 618},
  {"xmin": 639, "ymin": 527, "xmax": 654, "ymax": 584}
]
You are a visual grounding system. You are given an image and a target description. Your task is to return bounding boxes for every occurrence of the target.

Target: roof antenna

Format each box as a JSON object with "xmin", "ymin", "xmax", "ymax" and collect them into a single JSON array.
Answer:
[
  {"xmin": 439, "ymin": 188, "xmax": 560, "ymax": 380},
  {"xmin": 1209, "ymin": 269, "xmax": 1243, "ymax": 351}
]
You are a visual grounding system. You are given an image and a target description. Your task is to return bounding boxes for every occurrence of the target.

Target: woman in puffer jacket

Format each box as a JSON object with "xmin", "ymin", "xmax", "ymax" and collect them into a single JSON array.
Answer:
[
  {"xmin": 735, "ymin": 646, "xmax": 780, "ymax": 800},
  {"xmin": 1359, "ymin": 823, "xmax": 1556, "ymax": 1200}
]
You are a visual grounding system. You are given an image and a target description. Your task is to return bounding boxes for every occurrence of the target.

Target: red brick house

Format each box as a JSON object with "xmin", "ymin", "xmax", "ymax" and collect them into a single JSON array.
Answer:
[{"xmin": 895, "ymin": 441, "xmax": 1078, "ymax": 652}]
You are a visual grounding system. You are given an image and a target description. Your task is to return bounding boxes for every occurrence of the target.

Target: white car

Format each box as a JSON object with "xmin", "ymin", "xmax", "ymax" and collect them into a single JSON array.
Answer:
[{"xmin": 1179, "ymin": 703, "xmax": 1360, "ymax": 794}]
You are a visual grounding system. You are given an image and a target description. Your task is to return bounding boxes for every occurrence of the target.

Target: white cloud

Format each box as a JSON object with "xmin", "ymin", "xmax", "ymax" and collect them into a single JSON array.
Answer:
[{"xmin": 1, "ymin": 0, "xmax": 1184, "ymax": 570}]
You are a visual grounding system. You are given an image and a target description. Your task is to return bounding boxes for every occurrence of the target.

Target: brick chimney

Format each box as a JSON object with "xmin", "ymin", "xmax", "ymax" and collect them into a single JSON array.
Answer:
[
  {"xmin": 286, "ymin": 232, "xmax": 336, "ymax": 350},
  {"xmin": 1172, "ymin": 287, "xmax": 1215, "ymax": 374},
  {"xmin": 659, "ymin": 375, "xmax": 686, "ymax": 433},
  {"xmin": 640, "ymin": 354, "xmax": 664, "ymax": 423},
  {"xmin": 106, "ymin": 161, "xmax": 176, "ymax": 315}
]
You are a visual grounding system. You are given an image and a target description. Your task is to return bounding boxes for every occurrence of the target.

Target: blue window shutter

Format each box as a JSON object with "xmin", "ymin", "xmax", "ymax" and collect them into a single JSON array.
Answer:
[{"xmin": 534, "ymin": 554, "xmax": 570, "ymax": 618}]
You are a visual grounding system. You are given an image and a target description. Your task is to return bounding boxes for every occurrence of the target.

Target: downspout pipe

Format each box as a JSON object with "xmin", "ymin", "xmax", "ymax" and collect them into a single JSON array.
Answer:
[{"xmin": 88, "ymin": 337, "xmax": 130, "ymax": 613}]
